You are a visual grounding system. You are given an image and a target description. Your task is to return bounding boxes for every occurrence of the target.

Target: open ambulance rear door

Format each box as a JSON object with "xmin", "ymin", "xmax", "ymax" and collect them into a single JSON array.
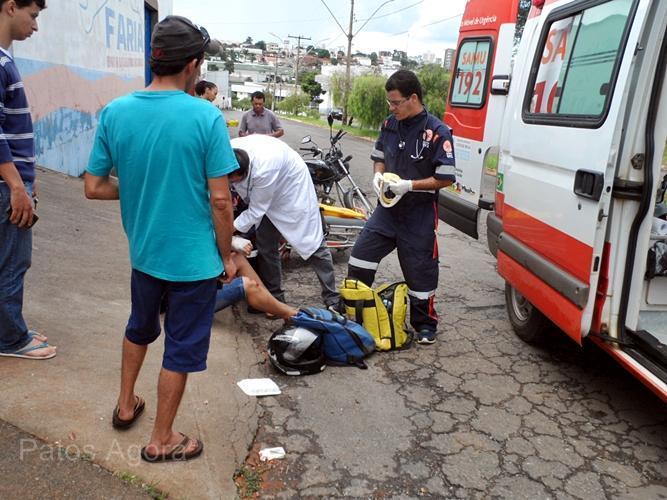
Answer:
[
  {"xmin": 441, "ymin": 0, "xmax": 519, "ymax": 239},
  {"xmin": 489, "ymin": 0, "xmax": 658, "ymax": 348}
]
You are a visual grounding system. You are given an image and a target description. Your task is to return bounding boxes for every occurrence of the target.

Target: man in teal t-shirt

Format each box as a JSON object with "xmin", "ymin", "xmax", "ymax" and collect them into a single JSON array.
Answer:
[{"xmin": 85, "ymin": 16, "xmax": 238, "ymax": 463}]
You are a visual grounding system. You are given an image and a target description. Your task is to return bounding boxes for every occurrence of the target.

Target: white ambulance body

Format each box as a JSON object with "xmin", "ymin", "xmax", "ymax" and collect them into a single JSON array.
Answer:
[{"xmin": 442, "ymin": 0, "xmax": 667, "ymax": 402}]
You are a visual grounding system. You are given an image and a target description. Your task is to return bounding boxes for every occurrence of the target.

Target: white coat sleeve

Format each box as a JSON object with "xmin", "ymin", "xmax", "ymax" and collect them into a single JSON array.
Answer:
[{"xmin": 233, "ymin": 160, "xmax": 281, "ymax": 233}]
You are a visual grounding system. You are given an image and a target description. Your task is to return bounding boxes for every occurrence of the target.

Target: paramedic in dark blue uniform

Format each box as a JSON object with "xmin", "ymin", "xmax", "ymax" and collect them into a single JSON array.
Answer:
[{"xmin": 347, "ymin": 70, "xmax": 455, "ymax": 345}]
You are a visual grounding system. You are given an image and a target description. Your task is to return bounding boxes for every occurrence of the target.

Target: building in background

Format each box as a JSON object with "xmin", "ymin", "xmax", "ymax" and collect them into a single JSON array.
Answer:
[
  {"xmin": 444, "ymin": 48, "xmax": 456, "ymax": 71},
  {"xmin": 13, "ymin": 0, "xmax": 170, "ymax": 177}
]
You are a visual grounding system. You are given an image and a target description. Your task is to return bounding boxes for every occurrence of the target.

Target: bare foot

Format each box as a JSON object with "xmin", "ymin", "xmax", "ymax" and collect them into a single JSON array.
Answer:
[
  {"xmin": 117, "ymin": 395, "xmax": 143, "ymax": 421},
  {"xmin": 29, "ymin": 331, "xmax": 48, "ymax": 343},
  {"xmin": 19, "ymin": 338, "xmax": 56, "ymax": 359}
]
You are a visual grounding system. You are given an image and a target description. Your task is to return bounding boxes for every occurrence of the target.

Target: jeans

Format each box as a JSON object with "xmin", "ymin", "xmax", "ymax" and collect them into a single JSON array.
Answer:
[{"xmin": 0, "ymin": 182, "xmax": 33, "ymax": 353}]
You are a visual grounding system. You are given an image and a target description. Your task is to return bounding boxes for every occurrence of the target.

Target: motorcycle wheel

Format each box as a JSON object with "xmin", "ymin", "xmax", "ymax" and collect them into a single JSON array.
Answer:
[{"xmin": 343, "ymin": 189, "xmax": 371, "ymax": 217}]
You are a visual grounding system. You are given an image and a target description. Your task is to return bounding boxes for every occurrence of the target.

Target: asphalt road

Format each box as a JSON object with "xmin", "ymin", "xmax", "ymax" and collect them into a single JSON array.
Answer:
[{"xmin": 225, "ymin": 110, "xmax": 667, "ymax": 498}]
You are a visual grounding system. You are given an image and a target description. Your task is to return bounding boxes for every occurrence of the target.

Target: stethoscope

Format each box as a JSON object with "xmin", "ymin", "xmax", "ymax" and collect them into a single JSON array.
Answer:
[{"xmin": 397, "ymin": 110, "xmax": 430, "ymax": 161}]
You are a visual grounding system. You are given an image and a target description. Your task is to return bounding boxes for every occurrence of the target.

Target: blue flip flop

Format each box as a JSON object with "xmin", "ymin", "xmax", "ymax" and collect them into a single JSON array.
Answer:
[{"xmin": 0, "ymin": 340, "xmax": 56, "ymax": 360}]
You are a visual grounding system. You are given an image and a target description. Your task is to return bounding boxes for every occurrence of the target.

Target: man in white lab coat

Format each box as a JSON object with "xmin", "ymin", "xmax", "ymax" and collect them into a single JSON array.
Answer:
[{"xmin": 230, "ymin": 135, "xmax": 340, "ymax": 309}]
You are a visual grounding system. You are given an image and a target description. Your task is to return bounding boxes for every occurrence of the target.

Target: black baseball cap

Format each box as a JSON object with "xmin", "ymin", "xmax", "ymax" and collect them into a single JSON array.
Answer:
[{"xmin": 150, "ymin": 15, "xmax": 210, "ymax": 64}]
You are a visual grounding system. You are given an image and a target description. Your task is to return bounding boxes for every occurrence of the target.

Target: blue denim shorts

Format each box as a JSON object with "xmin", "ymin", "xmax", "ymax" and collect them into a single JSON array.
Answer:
[
  {"xmin": 125, "ymin": 269, "xmax": 217, "ymax": 373},
  {"xmin": 214, "ymin": 277, "xmax": 246, "ymax": 312}
]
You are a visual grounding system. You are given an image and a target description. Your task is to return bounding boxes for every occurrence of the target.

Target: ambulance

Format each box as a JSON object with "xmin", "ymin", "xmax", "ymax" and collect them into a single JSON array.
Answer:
[{"xmin": 441, "ymin": 0, "xmax": 667, "ymax": 402}]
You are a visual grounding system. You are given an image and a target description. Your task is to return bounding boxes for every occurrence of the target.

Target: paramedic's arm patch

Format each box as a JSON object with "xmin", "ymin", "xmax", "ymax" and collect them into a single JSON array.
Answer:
[
  {"xmin": 370, "ymin": 120, "xmax": 388, "ymax": 163},
  {"xmin": 432, "ymin": 128, "xmax": 456, "ymax": 182}
]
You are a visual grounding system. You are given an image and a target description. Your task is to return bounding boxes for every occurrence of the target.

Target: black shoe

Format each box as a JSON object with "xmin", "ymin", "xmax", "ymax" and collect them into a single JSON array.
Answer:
[{"xmin": 416, "ymin": 330, "xmax": 436, "ymax": 345}]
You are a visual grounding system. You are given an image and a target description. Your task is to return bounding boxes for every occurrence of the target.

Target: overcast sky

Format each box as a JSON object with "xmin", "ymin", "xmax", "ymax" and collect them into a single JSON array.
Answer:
[{"xmin": 171, "ymin": 0, "xmax": 466, "ymax": 58}]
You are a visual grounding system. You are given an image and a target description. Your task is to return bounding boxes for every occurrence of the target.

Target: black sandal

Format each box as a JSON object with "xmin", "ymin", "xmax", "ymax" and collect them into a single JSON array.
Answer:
[
  {"xmin": 111, "ymin": 396, "xmax": 145, "ymax": 430},
  {"xmin": 140, "ymin": 434, "xmax": 204, "ymax": 463}
]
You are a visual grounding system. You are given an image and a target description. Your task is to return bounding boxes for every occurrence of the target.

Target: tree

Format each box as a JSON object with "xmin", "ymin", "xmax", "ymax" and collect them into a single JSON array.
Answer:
[
  {"xmin": 417, "ymin": 64, "xmax": 451, "ymax": 120},
  {"xmin": 514, "ymin": 0, "xmax": 532, "ymax": 49},
  {"xmin": 254, "ymin": 40, "xmax": 266, "ymax": 51},
  {"xmin": 244, "ymin": 36, "xmax": 253, "ymax": 45},
  {"xmin": 329, "ymin": 71, "xmax": 350, "ymax": 108},
  {"xmin": 208, "ymin": 63, "xmax": 219, "ymax": 71},
  {"xmin": 370, "ymin": 52, "xmax": 378, "ymax": 66},
  {"xmin": 316, "ymin": 48, "xmax": 331, "ymax": 59},
  {"xmin": 300, "ymin": 70, "xmax": 323, "ymax": 100},
  {"xmin": 400, "ymin": 57, "xmax": 418, "ymax": 70},
  {"xmin": 224, "ymin": 60, "xmax": 234, "ymax": 73},
  {"xmin": 277, "ymin": 93, "xmax": 310, "ymax": 115},
  {"xmin": 348, "ymin": 74, "xmax": 387, "ymax": 129},
  {"xmin": 248, "ymin": 53, "xmax": 256, "ymax": 63}
]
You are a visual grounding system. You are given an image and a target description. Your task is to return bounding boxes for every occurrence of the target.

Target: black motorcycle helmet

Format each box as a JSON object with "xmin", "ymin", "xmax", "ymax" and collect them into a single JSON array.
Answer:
[{"xmin": 268, "ymin": 325, "xmax": 326, "ymax": 376}]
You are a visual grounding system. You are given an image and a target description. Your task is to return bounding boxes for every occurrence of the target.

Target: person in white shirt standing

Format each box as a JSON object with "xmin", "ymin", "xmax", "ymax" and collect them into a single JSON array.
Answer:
[{"xmin": 230, "ymin": 135, "xmax": 339, "ymax": 309}]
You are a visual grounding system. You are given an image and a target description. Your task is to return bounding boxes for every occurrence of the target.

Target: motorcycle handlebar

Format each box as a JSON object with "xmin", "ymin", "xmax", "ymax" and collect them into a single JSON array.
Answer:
[{"xmin": 332, "ymin": 129, "xmax": 345, "ymax": 144}]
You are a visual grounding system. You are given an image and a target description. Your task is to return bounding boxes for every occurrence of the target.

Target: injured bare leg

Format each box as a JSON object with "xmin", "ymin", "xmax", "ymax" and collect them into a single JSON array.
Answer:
[{"xmin": 233, "ymin": 253, "xmax": 298, "ymax": 320}]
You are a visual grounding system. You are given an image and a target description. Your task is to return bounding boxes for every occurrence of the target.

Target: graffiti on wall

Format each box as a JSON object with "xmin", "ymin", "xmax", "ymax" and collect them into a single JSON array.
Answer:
[{"xmin": 12, "ymin": 0, "xmax": 150, "ymax": 176}]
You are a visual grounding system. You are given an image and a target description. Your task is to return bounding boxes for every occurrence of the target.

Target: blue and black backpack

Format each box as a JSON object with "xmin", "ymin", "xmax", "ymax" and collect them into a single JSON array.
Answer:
[{"xmin": 290, "ymin": 307, "xmax": 375, "ymax": 369}]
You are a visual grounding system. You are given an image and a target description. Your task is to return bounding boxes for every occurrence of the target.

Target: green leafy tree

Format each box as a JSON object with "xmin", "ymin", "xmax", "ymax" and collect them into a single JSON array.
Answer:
[
  {"xmin": 300, "ymin": 70, "xmax": 323, "ymax": 100},
  {"xmin": 236, "ymin": 97, "xmax": 251, "ymax": 110},
  {"xmin": 244, "ymin": 36, "xmax": 253, "ymax": 45},
  {"xmin": 329, "ymin": 71, "xmax": 350, "ymax": 108},
  {"xmin": 348, "ymin": 74, "xmax": 387, "ymax": 129},
  {"xmin": 417, "ymin": 64, "xmax": 451, "ymax": 120},
  {"xmin": 277, "ymin": 93, "xmax": 311, "ymax": 115},
  {"xmin": 254, "ymin": 40, "xmax": 266, "ymax": 51},
  {"xmin": 224, "ymin": 60, "xmax": 234, "ymax": 73},
  {"xmin": 370, "ymin": 52, "xmax": 378, "ymax": 66},
  {"xmin": 514, "ymin": 0, "xmax": 532, "ymax": 48},
  {"xmin": 400, "ymin": 57, "xmax": 418, "ymax": 70}
]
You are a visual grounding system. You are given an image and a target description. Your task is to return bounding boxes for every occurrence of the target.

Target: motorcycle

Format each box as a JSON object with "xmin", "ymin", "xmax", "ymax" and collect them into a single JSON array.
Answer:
[
  {"xmin": 300, "ymin": 114, "xmax": 374, "ymax": 217},
  {"xmin": 297, "ymin": 114, "xmax": 374, "ymax": 252}
]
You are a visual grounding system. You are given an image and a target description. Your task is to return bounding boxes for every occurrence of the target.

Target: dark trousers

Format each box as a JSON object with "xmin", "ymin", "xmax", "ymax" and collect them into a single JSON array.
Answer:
[
  {"xmin": 347, "ymin": 201, "xmax": 439, "ymax": 333},
  {"xmin": 255, "ymin": 215, "xmax": 339, "ymax": 307}
]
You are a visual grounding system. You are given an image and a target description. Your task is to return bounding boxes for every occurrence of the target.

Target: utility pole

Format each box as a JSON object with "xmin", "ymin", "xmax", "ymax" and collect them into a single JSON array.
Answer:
[
  {"xmin": 319, "ymin": 0, "xmax": 396, "ymax": 123},
  {"xmin": 288, "ymin": 34, "xmax": 311, "ymax": 96},
  {"xmin": 272, "ymin": 51, "xmax": 279, "ymax": 111},
  {"xmin": 343, "ymin": 0, "xmax": 354, "ymax": 124}
]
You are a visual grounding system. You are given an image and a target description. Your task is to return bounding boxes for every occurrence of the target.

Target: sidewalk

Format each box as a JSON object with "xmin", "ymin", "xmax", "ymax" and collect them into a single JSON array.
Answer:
[
  {"xmin": 0, "ymin": 169, "xmax": 261, "ymax": 499},
  {"xmin": 0, "ymin": 419, "xmax": 149, "ymax": 499}
]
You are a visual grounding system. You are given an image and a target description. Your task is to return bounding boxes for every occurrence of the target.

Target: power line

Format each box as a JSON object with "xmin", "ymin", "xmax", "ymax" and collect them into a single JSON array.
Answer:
[
  {"xmin": 357, "ymin": 0, "xmax": 424, "ymax": 23},
  {"xmin": 390, "ymin": 12, "xmax": 463, "ymax": 36}
]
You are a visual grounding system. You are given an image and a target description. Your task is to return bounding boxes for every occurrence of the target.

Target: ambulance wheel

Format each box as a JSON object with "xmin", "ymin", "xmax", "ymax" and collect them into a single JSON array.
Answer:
[{"xmin": 505, "ymin": 283, "xmax": 549, "ymax": 344}]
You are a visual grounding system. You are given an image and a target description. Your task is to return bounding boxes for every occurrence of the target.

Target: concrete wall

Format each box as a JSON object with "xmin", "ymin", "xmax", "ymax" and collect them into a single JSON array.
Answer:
[{"xmin": 12, "ymin": 0, "xmax": 169, "ymax": 177}]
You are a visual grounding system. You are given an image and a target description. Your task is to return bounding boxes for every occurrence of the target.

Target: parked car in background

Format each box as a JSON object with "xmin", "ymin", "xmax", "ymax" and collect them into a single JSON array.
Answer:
[{"xmin": 326, "ymin": 108, "xmax": 343, "ymax": 121}]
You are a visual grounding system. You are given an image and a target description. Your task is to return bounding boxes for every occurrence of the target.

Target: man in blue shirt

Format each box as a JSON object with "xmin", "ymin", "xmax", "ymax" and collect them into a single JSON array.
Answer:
[
  {"xmin": 85, "ymin": 16, "xmax": 238, "ymax": 463},
  {"xmin": 347, "ymin": 70, "xmax": 456, "ymax": 345},
  {"xmin": 0, "ymin": 0, "xmax": 53, "ymax": 361}
]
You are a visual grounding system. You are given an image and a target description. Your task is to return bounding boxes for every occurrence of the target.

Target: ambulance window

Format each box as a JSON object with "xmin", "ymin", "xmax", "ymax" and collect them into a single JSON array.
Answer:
[
  {"xmin": 523, "ymin": 0, "xmax": 636, "ymax": 126},
  {"xmin": 450, "ymin": 38, "xmax": 492, "ymax": 108}
]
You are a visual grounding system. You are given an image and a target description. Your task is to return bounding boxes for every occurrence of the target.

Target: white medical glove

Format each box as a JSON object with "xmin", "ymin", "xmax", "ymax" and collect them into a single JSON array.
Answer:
[
  {"xmin": 387, "ymin": 179, "xmax": 413, "ymax": 196},
  {"xmin": 232, "ymin": 236, "xmax": 253, "ymax": 256},
  {"xmin": 372, "ymin": 172, "xmax": 384, "ymax": 198}
]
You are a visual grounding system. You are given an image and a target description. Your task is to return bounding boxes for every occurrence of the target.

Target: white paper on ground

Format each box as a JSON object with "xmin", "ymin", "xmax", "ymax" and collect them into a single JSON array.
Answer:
[
  {"xmin": 236, "ymin": 378, "xmax": 281, "ymax": 396},
  {"xmin": 259, "ymin": 447, "xmax": 286, "ymax": 461}
]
